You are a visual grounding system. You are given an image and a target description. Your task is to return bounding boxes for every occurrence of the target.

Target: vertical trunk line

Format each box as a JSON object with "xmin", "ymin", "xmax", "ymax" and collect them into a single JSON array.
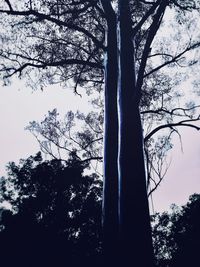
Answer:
[
  {"xmin": 117, "ymin": 1, "xmax": 155, "ymax": 266},
  {"xmin": 101, "ymin": 1, "xmax": 119, "ymax": 264}
]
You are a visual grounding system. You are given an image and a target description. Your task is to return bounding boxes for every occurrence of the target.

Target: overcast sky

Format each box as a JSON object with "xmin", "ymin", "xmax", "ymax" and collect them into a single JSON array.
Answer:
[
  {"xmin": 0, "ymin": 81, "xmax": 90, "ymax": 173},
  {"xmin": 0, "ymin": 80, "xmax": 200, "ymax": 213},
  {"xmin": 152, "ymin": 128, "xmax": 200, "ymax": 212}
]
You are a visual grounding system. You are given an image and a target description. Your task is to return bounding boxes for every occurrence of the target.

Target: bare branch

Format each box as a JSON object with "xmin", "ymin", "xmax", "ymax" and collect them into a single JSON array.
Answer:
[
  {"xmin": 145, "ymin": 42, "xmax": 200, "ymax": 77},
  {"xmin": 1, "ymin": 58, "xmax": 103, "ymax": 79},
  {"xmin": 144, "ymin": 117, "xmax": 200, "ymax": 142},
  {"xmin": 136, "ymin": 0, "xmax": 168, "ymax": 101},
  {"xmin": 133, "ymin": 0, "xmax": 163, "ymax": 35},
  {"xmin": 4, "ymin": 0, "xmax": 13, "ymax": 11},
  {"xmin": 141, "ymin": 105, "xmax": 200, "ymax": 118}
]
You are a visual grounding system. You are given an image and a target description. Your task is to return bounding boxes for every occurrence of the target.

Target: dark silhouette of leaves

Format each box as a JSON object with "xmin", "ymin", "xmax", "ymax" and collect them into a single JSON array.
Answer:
[{"xmin": 0, "ymin": 152, "xmax": 103, "ymax": 267}]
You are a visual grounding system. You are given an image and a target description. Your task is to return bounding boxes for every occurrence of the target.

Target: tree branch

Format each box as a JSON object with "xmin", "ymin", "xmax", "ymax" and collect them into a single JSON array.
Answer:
[
  {"xmin": 144, "ymin": 117, "xmax": 200, "ymax": 142},
  {"xmin": 1, "ymin": 58, "xmax": 103, "ymax": 78},
  {"xmin": 141, "ymin": 105, "xmax": 200, "ymax": 117},
  {"xmin": 136, "ymin": 0, "xmax": 168, "ymax": 101},
  {"xmin": 0, "ymin": 8, "xmax": 105, "ymax": 50},
  {"xmin": 133, "ymin": 0, "xmax": 162, "ymax": 35},
  {"xmin": 145, "ymin": 42, "xmax": 200, "ymax": 77},
  {"xmin": 4, "ymin": 0, "xmax": 13, "ymax": 11},
  {"xmin": 100, "ymin": 0, "xmax": 116, "ymax": 22}
]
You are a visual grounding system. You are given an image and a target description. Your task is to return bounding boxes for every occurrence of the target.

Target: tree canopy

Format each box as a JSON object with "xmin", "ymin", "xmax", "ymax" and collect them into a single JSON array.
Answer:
[
  {"xmin": 1, "ymin": 0, "xmax": 199, "ymax": 193},
  {"xmin": 0, "ymin": 152, "xmax": 102, "ymax": 267},
  {"xmin": 1, "ymin": 154, "xmax": 200, "ymax": 267},
  {"xmin": 152, "ymin": 193, "xmax": 200, "ymax": 267},
  {"xmin": 1, "ymin": 1, "xmax": 200, "ymax": 266}
]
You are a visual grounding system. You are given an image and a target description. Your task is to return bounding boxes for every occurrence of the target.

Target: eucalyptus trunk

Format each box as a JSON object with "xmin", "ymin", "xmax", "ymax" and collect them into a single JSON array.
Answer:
[
  {"xmin": 117, "ymin": 1, "xmax": 154, "ymax": 266},
  {"xmin": 101, "ymin": 0, "xmax": 155, "ymax": 266},
  {"xmin": 101, "ymin": 0, "xmax": 119, "ymax": 264}
]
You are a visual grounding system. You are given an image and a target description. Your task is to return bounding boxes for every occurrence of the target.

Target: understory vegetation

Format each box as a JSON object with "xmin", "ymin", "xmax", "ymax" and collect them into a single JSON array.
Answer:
[{"xmin": 0, "ymin": 153, "xmax": 199, "ymax": 267}]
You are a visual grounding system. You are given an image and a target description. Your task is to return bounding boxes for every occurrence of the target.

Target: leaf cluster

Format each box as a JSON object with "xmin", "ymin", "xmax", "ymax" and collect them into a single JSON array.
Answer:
[
  {"xmin": 152, "ymin": 194, "xmax": 200, "ymax": 267},
  {"xmin": 0, "ymin": 152, "xmax": 103, "ymax": 266}
]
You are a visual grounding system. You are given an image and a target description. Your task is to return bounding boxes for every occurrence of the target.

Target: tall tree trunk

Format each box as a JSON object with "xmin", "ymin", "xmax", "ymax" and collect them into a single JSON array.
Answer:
[
  {"xmin": 118, "ymin": 1, "xmax": 154, "ymax": 266},
  {"xmin": 101, "ymin": 0, "xmax": 119, "ymax": 264}
]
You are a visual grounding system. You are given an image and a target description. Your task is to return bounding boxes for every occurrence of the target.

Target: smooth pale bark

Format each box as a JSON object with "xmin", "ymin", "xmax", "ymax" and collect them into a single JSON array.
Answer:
[
  {"xmin": 101, "ymin": 0, "xmax": 119, "ymax": 263},
  {"xmin": 118, "ymin": 1, "xmax": 154, "ymax": 266}
]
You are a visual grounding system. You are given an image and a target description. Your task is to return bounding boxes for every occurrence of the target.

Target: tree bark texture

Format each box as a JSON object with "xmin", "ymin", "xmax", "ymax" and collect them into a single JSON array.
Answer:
[{"xmin": 117, "ymin": 1, "xmax": 154, "ymax": 266}]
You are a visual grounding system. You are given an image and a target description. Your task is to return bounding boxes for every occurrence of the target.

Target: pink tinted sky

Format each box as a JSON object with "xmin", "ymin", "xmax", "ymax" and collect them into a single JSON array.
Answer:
[
  {"xmin": 152, "ymin": 127, "xmax": 200, "ymax": 212},
  {"xmin": 0, "ymin": 83, "xmax": 200, "ymax": 212}
]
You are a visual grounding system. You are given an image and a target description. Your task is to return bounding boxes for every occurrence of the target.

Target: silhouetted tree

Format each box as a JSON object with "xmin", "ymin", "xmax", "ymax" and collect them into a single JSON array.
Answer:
[
  {"xmin": 1, "ymin": 1, "xmax": 200, "ymax": 266},
  {"xmin": 0, "ymin": 152, "xmax": 102, "ymax": 267},
  {"xmin": 152, "ymin": 194, "xmax": 200, "ymax": 267}
]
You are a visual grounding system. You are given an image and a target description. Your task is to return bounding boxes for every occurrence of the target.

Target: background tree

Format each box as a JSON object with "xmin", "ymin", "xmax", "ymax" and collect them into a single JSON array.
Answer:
[
  {"xmin": 0, "ymin": 152, "xmax": 102, "ymax": 267},
  {"xmin": 152, "ymin": 193, "xmax": 200, "ymax": 267}
]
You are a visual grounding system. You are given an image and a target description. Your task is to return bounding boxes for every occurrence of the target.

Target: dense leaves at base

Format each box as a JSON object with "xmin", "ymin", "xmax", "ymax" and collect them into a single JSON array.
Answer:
[
  {"xmin": 152, "ymin": 193, "xmax": 200, "ymax": 267},
  {"xmin": 0, "ymin": 153, "xmax": 200, "ymax": 266},
  {"xmin": 0, "ymin": 153, "xmax": 102, "ymax": 267}
]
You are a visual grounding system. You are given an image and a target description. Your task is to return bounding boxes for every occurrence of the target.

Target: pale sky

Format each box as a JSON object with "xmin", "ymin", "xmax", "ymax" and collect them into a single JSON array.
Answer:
[
  {"xmin": 0, "ymin": 80, "xmax": 200, "ymax": 213},
  {"xmin": 152, "ymin": 128, "xmax": 200, "ymax": 212},
  {"xmin": 0, "ymin": 81, "xmax": 90, "ymax": 173}
]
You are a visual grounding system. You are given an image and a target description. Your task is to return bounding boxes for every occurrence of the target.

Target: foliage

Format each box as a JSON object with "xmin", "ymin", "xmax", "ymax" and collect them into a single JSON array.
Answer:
[
  {"xmin": 152, "ymin": 193, "xmax": 200, "ymax": 267},
  {"xmin": 1, "ymin": 155, "xmax": 200, "ymax": 267},
  {"xmin": 0, "ymin": 152, "xmax": 103, "ymax": 266},
  {"xmin": 26, "ymin": 104, "xmax": 103, "ymax": 168},
  {"xmin": 0, "ymin": 0, "xmax": 200, "ymax": 193}
]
